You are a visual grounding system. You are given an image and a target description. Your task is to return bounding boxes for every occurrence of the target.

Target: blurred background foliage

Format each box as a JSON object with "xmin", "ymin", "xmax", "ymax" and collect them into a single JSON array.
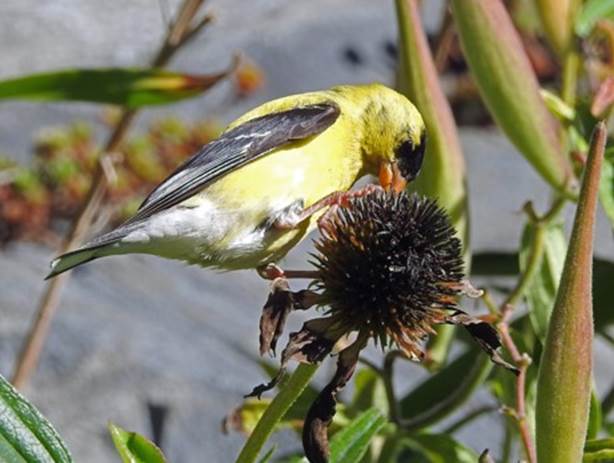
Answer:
[{"xmin": 1, "ymin": 0, "xmax": 614, "ymax": 462}]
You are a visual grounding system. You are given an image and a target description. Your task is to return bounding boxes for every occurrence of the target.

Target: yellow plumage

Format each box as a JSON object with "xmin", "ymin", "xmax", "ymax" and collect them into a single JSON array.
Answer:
[{"xmin": 48, "ymin": 83, "xmax": 426, "ymax": 277}]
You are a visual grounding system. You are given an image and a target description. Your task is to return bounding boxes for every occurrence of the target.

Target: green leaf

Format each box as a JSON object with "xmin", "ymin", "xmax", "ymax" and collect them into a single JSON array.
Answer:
[
  {"xmin": 584, "ymin": 438, "xmax": 614, "ymax": 462},
  {"xmin": 349, "ymin": 367, "xmax": 388, "ymax": 416},
  {"xmin": 400, "ymin": 432, "xmax": 478, "ymax": 463},
  {"xmin": 519, "ymin": 223, "xmax": 567, "ymax": 342},
  {"xmin": 587, "ymin": 390, "xmax": 603, "ymax": 440},
  {"xmin": 536, "ymin": 123, "xmax": 606, "ymax": 463},
  {"xmin": 0, "ymin": 373, "xmax": 72, "ymax": 463},
  {"xmin": 599, "ymin": 148, "xmax": 614, "ymax": 229},
  {"xmin": 0, "ymin": 68, "xmax": 230, "ymax": 108},
  {"xmin": 576, "ymin": 0, "xmax": 614, "ymax": 37},
  {"xmin": 109, "ymin": 423, "xmax": 166, "ymax": 463},
  {"xmin": 329, "ymin": 408, "xmax": 386, "ymax": 463},
  {"xmin": 399, "ymin": 348, "xmax": 492, "ymax": 429}
]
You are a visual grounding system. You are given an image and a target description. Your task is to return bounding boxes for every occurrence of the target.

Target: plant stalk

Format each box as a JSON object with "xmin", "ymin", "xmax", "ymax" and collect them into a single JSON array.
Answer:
[{"xmin": 235, "ymin": 363, "xmax": 318, "ymax": 463}]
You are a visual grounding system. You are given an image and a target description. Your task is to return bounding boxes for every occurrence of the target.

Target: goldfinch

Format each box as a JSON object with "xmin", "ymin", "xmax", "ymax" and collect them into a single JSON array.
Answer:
[{"xmin": 47, "ymin": 83, "xmax": 426, "ymax": 278}]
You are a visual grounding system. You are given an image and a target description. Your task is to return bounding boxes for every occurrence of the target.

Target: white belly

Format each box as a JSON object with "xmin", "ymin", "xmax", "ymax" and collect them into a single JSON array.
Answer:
[{"xmin": 118, "ymin": 195, "xmax": 299, "ymax": 267}]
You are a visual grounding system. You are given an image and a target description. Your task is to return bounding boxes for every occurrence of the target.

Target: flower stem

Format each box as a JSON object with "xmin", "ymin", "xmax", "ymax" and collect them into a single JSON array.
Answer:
[{"xmin": 235, "ymin": 363, "xmax": 318, "ymax": 463}]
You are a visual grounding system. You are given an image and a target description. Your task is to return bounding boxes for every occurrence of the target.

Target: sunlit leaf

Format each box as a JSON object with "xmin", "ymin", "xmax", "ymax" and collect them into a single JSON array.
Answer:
[
  {"xmin": 0, "ymin": 67, "xmax": 231, "ymax": 108},
  {"xmin": 329, "ymin": 408, "xmax": 386, "ymax": 463},
  {"xmin": 519, "ymin": 223, "xmax": 567, "ymax": 342},
  {"xmin": 0, "ymin": 373, "xmax": 72, "ymax": 463},
  {"xmin": 584, "ymin": 437, "xmax": 614, "ymax": 461},
  {"xmin": 109, "ymin": 423, "xmax": 166, "ymax": 463},
  {"xmin": 576, "ymin": 0, "xmax": 614, "ymax": 37},
  {"xmin": 399, "ymin": 348, "xmax": 492, "ymax": 429}
]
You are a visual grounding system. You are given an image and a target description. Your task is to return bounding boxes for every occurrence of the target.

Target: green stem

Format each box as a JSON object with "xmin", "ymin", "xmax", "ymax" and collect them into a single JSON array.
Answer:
[
  {"xmin": 502, "ymin": 224, "xmax": 546, "ymax": 308},
  {"xmin": 561, "ymin": 49, "xmax": 580, "ymax": 108},
  {"xmin": 561, "ymin": 0, "xmax": 582, "ymax": 108},
  {"xmin": 382, "ymin": 351, "xmax": 404, "ymax": 425},
  {"xmin": 235, "ymin": 363, "xmax": 318, "ymax": 463}
]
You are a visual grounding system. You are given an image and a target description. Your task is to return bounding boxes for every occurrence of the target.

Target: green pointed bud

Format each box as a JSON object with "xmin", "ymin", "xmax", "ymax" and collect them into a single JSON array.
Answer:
[
  {"xmin": 536, "ymin": 123, "xmax": 605, "ymax": 463},
  {"xmin": 450, "ymin": 0, "xmax": 575, "ymax": 195},
  {"xmin": 536, "ymin": 0, "xmax": 576, "ymax": 56}
]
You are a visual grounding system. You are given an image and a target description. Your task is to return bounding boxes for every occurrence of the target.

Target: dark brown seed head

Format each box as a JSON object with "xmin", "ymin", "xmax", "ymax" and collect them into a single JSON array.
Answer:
[{"xmin": 312, "ymin": 190, "xmax": 464, "ymax": 358}]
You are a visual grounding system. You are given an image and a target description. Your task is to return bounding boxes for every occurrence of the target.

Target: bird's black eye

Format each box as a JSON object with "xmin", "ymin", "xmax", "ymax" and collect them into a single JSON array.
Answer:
[{"xmin": 396, "ymin": 132, "xmax": 426, "ymax": 180}]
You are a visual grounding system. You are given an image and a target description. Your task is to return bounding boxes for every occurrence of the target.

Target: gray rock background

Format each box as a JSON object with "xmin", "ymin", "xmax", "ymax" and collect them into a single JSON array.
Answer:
[{"xmin": 0, "ymin": 1, "xmax": 613, "ymax": 462}]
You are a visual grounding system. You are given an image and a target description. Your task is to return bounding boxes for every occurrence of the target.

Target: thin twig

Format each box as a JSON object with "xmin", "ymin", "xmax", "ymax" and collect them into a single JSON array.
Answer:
[
  {"xmin": 11, "ymin": 0, "xmax": 211, "ymax": 389},
  {"xmin": 497, "ymin": 306, "xmax": 536, "ymax": 463}
]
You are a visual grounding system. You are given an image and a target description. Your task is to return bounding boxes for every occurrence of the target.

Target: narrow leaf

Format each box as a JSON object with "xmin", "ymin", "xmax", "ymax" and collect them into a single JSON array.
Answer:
[
  {"xmin": 329, "ymin": 408, "xmax": 386, "ymax": 463},
  {"xmin": 584, "ymin": 438, "xmax": 614, "ymax": 462},
  {"xmin": 399, "ymin": 348, "xmax": 492, "ymax": 429},
  {"xmin": 536, "ymin": 123, "xmax": 606, "ymax": 463},
  {"xmin": 587, "ymin": 390, "xmax": 603, "ymax": 439},
  {"xmin": 450, "ymin": 0, "xmax": 574, "ymax": 194},
  {"xmin": 0, "ymin": 373, "xmax": 72, "ymax": 463},
  {"xmin": 0, "ymin": 67, "xmax": 232, "ymax": 108},
  {"xmin": 109, "ymin": 423, "xmax": 166, "ymax": 463},
  {"xmin": 576, "ymin": 0, "xmax": 614, "ymax": 37}
]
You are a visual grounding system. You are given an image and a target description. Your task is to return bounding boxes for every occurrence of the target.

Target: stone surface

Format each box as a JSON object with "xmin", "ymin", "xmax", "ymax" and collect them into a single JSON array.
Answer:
[{"xmin": 0, "ymin": 1, "xmax": 612, "ymax": 462}]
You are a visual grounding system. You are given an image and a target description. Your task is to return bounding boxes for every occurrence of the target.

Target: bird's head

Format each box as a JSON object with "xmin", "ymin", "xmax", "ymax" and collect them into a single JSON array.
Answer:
[{"xmin": 351, "ymin": 84, "xmax": 427, "ymax": 192}]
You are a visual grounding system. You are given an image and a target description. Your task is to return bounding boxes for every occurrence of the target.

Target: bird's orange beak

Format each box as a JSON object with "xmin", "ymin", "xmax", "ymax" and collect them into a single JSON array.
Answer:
[{"xmin": 379, "ymin": 162, "xmax": 408, "ymax": 192}]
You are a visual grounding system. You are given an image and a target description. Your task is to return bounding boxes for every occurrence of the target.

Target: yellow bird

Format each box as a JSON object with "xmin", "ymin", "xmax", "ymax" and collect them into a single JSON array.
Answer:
[{"xmin": 47, "ymin": 83, "xmax": 426, "ymax": 278}]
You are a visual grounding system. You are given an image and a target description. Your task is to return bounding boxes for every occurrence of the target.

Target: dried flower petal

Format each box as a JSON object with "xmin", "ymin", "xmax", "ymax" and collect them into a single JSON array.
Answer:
[{"xmin": 302, "ymin": 336, "xmax": 366, "ymax": 463}]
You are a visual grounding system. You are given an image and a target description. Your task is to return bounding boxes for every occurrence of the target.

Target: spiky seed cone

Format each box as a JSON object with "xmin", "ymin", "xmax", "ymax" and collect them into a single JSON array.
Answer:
[{"xmin": 312, "ymin": 189, "xmax": 464, "ymax": 359}]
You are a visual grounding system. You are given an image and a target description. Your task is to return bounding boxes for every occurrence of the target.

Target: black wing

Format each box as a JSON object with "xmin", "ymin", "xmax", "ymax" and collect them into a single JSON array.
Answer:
[{"xmin": 127, "ymin": 102, "xmax": 340, "ymax": 224}]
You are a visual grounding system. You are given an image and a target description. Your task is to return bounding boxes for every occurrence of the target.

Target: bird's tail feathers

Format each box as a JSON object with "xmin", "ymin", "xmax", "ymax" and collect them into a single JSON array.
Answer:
[
  {"xmin": 45, "ymin": 224, "xmax": 136, "ymax": 279},
  {"xmin": 45, "ymin": 246, "xmax": 102, "ymax": 279}
]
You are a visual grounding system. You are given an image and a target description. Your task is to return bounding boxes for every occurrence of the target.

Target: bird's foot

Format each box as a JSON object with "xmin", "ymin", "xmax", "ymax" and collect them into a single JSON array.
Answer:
[
  {"xmin": 316, "ymin": 184, "xmax": 384, "ymax": 236},
  {"xmin": 272, "ymin": 184, "xmax": 385, "ymax": 234}
]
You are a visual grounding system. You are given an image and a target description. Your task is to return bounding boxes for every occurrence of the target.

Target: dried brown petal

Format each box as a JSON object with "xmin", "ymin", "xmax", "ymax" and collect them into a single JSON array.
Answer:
[
  {"xmin": 259, "ymin": 278, "xmax": 319, "ymax": 356},
  {"xmin": 247, "ymin": 318, "xmax": 339, "ymax": 399},
  {"xmin": 302, "ymin": 336, "xmax": 366, "ymax": 463},
  {"xmin": 448, "ymin": 310, "xmax": 519, "ymax": 375},
  {"xmin": 259, "ymin": 278, "xmax": 293, "ymax": 356}
]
